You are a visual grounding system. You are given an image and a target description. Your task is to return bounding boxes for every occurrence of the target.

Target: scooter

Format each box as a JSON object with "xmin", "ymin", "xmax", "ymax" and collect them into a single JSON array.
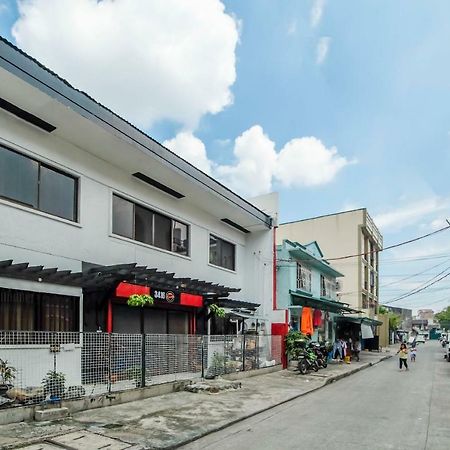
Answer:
[
  {"xmin": 308, "ymin": 342, "xmax": 327, "ymax": 369},
  {"xmin": 297, "ymin": 347, "xmax": 320, "ymax": 374}
]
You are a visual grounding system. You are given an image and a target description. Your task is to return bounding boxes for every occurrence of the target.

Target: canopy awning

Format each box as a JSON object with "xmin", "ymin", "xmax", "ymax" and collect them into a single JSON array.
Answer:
[
  {"xmin": 289, "ymin": 290, "xmax": 360, "ymax": 314},
  {"xmin": 0, "ymin": 259, "xmax": 240, "ymax": 297},
  {"xmin": 206, "ymin": 298, "xmax": 259, "ymax": 310},
  {"xmin": 335, "ymin": 316, "xmax": 383, "ymax": 326}
]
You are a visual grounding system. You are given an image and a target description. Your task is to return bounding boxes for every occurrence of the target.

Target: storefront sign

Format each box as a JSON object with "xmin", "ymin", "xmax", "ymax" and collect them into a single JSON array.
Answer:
[{"xmin": 152, "ymin": 289, "xmax": 178, "ymax": 304}]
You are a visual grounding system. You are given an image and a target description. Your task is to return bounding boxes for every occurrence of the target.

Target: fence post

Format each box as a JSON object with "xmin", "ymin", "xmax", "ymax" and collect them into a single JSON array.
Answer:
[
  {"xmin": 256, "ymin": 334, "xmax": 259, "ymax": 369},
  {"xmin": 141, "ymin": 333, "xmax": 146, "ymax": 388},
  {"xmin": 107, "ymin": 332, "xmax": 112, "ymax": 394},
  {"xmin": 201, "ymin": 335, "xmax": 205, "ymax": 379},
  {"xmin": 242, "ymin": 333, "xmax": 246, "ymax": 371}
]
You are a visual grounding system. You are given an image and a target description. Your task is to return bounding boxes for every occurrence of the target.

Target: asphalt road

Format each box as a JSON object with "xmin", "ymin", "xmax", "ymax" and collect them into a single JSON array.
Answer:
[{"xmin": 181, "ymin": 341, "xmax": 450, "ymax": 450}]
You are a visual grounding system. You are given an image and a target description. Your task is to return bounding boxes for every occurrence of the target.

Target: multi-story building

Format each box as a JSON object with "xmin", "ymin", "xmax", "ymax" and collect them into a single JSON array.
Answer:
[
  {"xmin": 278, "ymin": 208, "xmax": 383, "ymax": 318},
  {"xmin": 417, "ymin": 309, "xmax": 435, "ymax": 322},
  {"xmin": 387, "ymin": 306, "xmax": 413, "ymax": 330},
  {"xmin": 276, "ymin": 239, "xmax": 352, "ymax": 342},
  {"xmin": 0, "ymin": 37, "xmax": 278, "ymax": 340}
]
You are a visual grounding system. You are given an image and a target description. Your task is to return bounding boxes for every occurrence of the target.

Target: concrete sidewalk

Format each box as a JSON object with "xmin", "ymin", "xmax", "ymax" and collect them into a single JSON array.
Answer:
[{"xmin": 0, "ymin": 349, "xmax": 393, "ymax": 450}]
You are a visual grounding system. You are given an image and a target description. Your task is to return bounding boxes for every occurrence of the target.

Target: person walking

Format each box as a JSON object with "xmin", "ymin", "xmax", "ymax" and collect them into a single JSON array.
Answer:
[
  {"xmin": 410, "ymin": 345, "xmax": 417, "ymax": 362},
  {"xmin": 397, "ymin": 343, "xmax": 409, "ymax": 371}
]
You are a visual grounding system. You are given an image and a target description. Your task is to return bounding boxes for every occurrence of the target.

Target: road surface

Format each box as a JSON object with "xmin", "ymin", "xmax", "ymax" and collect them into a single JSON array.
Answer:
[{"xmin": 182, "ymin": 341, "xmax": 450, "ymax": 450}]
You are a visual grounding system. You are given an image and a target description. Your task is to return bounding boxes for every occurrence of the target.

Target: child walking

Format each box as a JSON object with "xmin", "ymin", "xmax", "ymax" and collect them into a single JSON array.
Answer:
[
  {"xmin": 410, "ymin": 346, "xmax": 417, "ymax": 362},
  {"xmin": 397, "ymin": 343, "xmax": 409, "ymax": 370}
]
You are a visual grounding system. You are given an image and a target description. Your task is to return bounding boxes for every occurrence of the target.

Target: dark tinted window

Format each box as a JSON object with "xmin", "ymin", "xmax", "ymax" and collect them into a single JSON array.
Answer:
[
  {"xmin": 0, "ymin": 145, "xmax": 38, "ymax": 207},
  {"xmin": 135, "ymin": 204, "xmax": 153, "ymax": 245},
  {"xmin": 40, "ymin": 166, "xmax": 77, "ymax": 221},
  {"xmin": 209, "ymin": 235, "xmax": 235, "ymax": 271},
  {"xmin": 112, "ymin": 195, "xmax": 134, "ymax": 238},
  {"xmin": 154, "ymin": 213, "xmax": 171, "ymax": 250},
  {"xmin": 112, "ymin": 194, "xmax": 189, "ymax": 255},
  {"xmin": 172, "ymin": 221, "xmax": 188, "ymax": 255},
  {"xmin": 0, "ymin": 144, "xmax": 78, "ymax": 221}
]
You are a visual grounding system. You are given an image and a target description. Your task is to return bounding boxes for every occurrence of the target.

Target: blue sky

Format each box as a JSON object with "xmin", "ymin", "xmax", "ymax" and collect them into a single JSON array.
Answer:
[{"xmin": 1, "ymin": 0, "xmax": 450, "ymax": 313}]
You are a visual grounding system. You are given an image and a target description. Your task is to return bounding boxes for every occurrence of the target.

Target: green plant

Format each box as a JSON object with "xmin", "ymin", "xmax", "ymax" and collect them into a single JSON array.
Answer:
[
  {"xmin": 285, "ymin": 331, "xmax": 309, "ymax": 360},
  {"xmin": 378, "ymin": 305, "xmax": 388, "ymax": 315},
  {"xmin": 210, "ymin": 304, "xmax": 225, "ymax": 318},
  {"xmin": 0, "ymin": 359, "xmax": 16, "ymax": 385},
  {"xmin": 127, "ymin": 294, "xmax": 154, "ymax": 307},
  {"xmin": 205, "ymin": 352, "xmax": 225, "ymax": 378},
  {"xmin": 42, "ymin": 370, "xmax": 66, "ymax": 398}
]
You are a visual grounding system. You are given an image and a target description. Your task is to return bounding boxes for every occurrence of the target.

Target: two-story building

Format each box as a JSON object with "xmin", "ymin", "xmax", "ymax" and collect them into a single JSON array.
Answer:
[
  {"xmin": 0, "ymin": 36, "xmax": 280, "ymax": 339},
  {"xmin": 276, "ymin": 239, "xmax": 355, "ymax": 342}
]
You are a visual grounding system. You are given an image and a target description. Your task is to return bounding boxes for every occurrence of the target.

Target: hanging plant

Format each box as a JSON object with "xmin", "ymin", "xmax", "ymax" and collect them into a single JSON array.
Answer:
[
  {"xmin": 127, "ymin": 294, "xmax": 154, "ymax": 307},
  {"xmin": 210, "ymin": 304, "xmax": 226, "ymax": 318}
]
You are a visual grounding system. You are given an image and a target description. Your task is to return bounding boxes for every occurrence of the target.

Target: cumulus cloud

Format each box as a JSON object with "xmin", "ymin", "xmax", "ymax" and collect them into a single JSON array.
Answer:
[
  {"xmin": 374, "ymin": 197, "xmax": 450, "ymax": 232},
  {"xmin": 12, "ymin": 0, "xmax": 238, "ymax": 129},
  {"xmin": 215, "ymin": 125, "xmax": 277, "ymax": 197},
  {"xmin": 316, "ymin": 36, "xmax": 331, "ymax": 65},
  {"xmin": 163, "ymin": 132, "xmax": 213, "ymax": 175},
  {"xmin": 310, "ymin": 0, "xmax": 326, "ymax": 28},
  {"xmin": 167, "ymin": 126, "xmax": 352, "ymax": 197}
]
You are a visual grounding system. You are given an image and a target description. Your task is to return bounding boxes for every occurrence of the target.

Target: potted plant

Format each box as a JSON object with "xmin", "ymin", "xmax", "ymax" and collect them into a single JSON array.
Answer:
[
  {"xmin": 127, "ymin": 294, "xmax": 154, "ymax": 307},
  {"xmin": 42, "ymin": 370, "xmax": 66, "ymax": 400},
  {"xmin": 0, "ymin": 359, "xmax": 16, "ymax": 396}
]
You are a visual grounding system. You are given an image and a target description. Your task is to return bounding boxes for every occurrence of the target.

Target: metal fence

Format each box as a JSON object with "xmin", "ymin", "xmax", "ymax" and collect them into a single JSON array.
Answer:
[{"xmin": 0, "ymin": 331, "xmax": 282, "ymax": 407}]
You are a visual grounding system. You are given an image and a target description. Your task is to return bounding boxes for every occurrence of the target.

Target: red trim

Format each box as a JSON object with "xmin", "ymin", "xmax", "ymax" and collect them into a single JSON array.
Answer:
[
  {"xmin": 107, "ymin": 298, "xmax": 113, "ymax": 333},
  {"xmin": 180, "ymin": 293, "xmax": 203, "ymax": 307},
  {"xmin": 273, "ymin": 226, "xmax": 277, "ymax": 310},
  {"xmin": 115, "ymin": 282, "xmax": 150, "ymax": 298}
]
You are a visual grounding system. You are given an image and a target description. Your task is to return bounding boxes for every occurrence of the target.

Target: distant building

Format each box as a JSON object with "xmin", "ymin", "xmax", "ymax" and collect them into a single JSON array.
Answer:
[
  {"xmin": 278, "ymin": 208, "xmax": 383, "ymax": 317},
  {"xmin": 417, "ymin": 309, "xmax": 435, "ymax": 321},
  {"xmin": 387, "ymin": 306, "xmax": 413, "ymax": 330}
]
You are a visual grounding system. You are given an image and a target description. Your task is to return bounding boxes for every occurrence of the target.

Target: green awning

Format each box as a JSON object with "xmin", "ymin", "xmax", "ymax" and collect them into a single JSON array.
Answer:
[
  {"xmin": 289, "ymin": 290, "xmax": 359, "ymax": 314},
  {"xmin": 335, "ymin": 316, "xmax": 383, "ymax": 326}
]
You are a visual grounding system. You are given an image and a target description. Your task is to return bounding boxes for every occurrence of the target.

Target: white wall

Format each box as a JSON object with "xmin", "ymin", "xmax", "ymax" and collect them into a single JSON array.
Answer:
[{"xmin": 0, "ymin": 110, "xmax": 273, "ymax": 320}]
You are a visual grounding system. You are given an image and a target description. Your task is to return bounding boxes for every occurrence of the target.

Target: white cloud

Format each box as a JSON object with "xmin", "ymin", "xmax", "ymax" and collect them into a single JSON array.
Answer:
[
  {"xmin": 310, "ymin": 0, "xmax": 325, "ymax": 28},
  {"xmin": 167, "ymin": 126, "xmax": 352, "ymax": 197},
  {"xmin": 374, "ymin": 197, "xmax": 450, "ymax": 232},
  {"xmin": 216, "ymin": 125, "xmax": 277, "ymax": 197},
  {"xmin": 12, "ymin": 0, "xmax": 238, "ymax": 129},
  {"xmin": 316, "ymin": 36, "xmax": 331, "ymax": 65},
  {"xmin": 275, "ymin": 137, "xmax": 351, "ymax": 187},
  {"xmin": 163, "ymin": 132, "xmax": 213, "ymax": 175}
]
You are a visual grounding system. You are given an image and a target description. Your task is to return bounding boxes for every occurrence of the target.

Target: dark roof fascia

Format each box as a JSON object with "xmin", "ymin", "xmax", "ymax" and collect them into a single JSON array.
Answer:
[
  {"xmin": 0, "ymin": 37, "xmax": 271, "ymax": 229},
  {"xmin": 280, "ymin": 208, "xmax": 366, "ymax": 226}
]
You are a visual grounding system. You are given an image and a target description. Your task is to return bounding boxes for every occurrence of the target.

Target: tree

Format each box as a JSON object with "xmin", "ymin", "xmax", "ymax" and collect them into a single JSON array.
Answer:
[
  {"xmin": 435, "ymin": 306, "xmax": 450, "ymax": 329},
  {"xmin": 388, "ymin": 313, "xmax": 401, "ymax": 331}
]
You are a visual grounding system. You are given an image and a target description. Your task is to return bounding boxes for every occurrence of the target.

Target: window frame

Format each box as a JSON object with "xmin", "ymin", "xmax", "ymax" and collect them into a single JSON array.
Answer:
[
  {"xmin": 0, "ymin": 143, "xmax": 78, "ymax": 222},
  {"xmin": 208, "ymin": 233, "xmax": 236, "ymax": 272},
  {"xmin": 111, "ymin": 193, "xmax": 190, "ymax": 257}
]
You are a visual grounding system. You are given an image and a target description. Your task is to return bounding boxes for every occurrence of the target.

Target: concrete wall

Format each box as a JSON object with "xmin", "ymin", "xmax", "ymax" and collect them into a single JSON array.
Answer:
[
  {"xmin": 278, "ymin": 210, "xmax": 366, "ymax": 310},
  {"xmin": 0, "ymin": 110, "xmax": 273, "ymax": 315}
]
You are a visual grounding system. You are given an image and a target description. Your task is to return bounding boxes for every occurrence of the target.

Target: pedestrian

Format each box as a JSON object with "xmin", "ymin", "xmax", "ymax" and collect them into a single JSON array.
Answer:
[
  {"xmin": 353, "ymin": 339, "xmax": 361, "ymax": 362},
  {"xmin": 410, "ymin": 345, "xmax": 417, "ymax": 362},
  {"xmin": 396, "ymin": 343, "xmax": 409, "ymax": 371}
]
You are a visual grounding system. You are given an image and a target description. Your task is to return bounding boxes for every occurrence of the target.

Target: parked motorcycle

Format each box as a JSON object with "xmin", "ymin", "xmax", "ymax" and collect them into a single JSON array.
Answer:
[
  {"xmin": 297, "ymin": 347, "xmax": 320, "ymax": 374},
  {"xmin": 308, "ymin": 342, "xmax": 327, "ymax": 368}
]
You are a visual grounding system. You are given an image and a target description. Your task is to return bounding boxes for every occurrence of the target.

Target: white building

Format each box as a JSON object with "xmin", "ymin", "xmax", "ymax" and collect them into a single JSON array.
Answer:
[{"xmin": 0, "ymin": 38, "xmax": 283, "ymax": 387}]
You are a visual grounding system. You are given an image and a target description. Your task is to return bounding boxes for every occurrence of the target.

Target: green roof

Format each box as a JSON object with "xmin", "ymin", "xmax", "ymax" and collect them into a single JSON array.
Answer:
[{"xmin": 289, "ymin": 290, "xmax": 359, "ymax": 314}]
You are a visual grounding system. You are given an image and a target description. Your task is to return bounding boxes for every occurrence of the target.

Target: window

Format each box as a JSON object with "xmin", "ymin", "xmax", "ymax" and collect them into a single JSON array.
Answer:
[
  {"xmin": 0, "ymin": 288, "xmax": 79, "ymax": 332},
  {"xmin": 112, "ymin": 194, "xmax": 190, "ymax": 256},
  {"xmin": 296, "ymin": 263, "xmax": 311, "ymax": 292},
  {"xmin": 209, "ymin": 235, "xmax": 235, "ymax": 271},
  {"xmin": 320, "ymin": 274, "xmax": 335, "ymax": 299},
  {"xmin": 0, "ymin": 144, "xmax": 78, "ymax": 221}
]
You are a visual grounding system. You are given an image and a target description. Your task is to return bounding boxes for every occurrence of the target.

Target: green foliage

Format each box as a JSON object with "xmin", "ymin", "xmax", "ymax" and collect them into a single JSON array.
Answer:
[
  {"xmin": 435, "ymin": 306, "xmax": 450, "ymax": 324},
  {"xmin": 0, "ymin": 359, "xmax": 16, "ymax": 384},
  {"xmin": 285, "ymin": 331, "xmax": 309, "ymax": 360},
  {"xmin": 378, "ymin": 305, "xmax": 388, "ymax": 315},
  {"xmin": 210, "ymin": 304, "xmax": 226, "ymax": 318},
  {"xmin": 388, "ymin": 313, "xmax": 401, "ymax": 331},
  {"xmin": 205, "ymin": 352, "xmax": 225, "ymax": 378},
  {"xmin": 127, "ymin": 294, "xmax": 154, "ymax": 307},
  {"xmin": 42, "ymin": 370, "xmax": 66, "ymax": 398}
]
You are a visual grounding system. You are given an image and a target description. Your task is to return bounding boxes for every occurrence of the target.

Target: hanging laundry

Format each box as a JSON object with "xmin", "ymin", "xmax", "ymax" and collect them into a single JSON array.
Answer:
[
  {"xmin": 313, "ymin": 309, "xmax": 322, "ymax": 327},
  {"xmin": 301, "ymin": 306, "xmax": 314, "ymax": 336}
]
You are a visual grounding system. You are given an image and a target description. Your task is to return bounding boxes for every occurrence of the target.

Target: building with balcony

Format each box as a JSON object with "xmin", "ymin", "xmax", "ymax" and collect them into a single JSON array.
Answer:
[
  {"xmin": 276, "ymin": 239, "xmax": 354, "ymax": 342},
  {"xmin": 278, "ymin": 208, "xmax": 383, "ymax": 318}
]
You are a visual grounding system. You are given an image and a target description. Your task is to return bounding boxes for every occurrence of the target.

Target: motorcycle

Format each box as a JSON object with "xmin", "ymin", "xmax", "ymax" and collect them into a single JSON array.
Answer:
[
  {"xmin": 297, "ymin": 346, "xmax": 320, "ymax": 374},
  {"xmin": 308, "ymin": 342, "xmax": 327, "ymax": 369}
]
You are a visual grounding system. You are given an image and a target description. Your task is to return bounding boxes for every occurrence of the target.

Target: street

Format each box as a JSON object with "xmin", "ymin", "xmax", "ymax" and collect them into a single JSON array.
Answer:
[{"xmin": 182, "ymin": 342, "xmax": 450, "ymax": 450}]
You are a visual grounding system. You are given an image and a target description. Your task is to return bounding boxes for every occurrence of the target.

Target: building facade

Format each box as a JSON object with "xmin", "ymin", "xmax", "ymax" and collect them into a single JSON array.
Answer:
[
  {"xmin": 278, "ymin": 209, "xmax": 383, "ymax": 318},
  {"xmin": 277, "ymin": 239, "xmax": 352, "ymax": 342},
  {"xmin": 0, "ymin": 36, "xmax": 278, "ymax": 340}
]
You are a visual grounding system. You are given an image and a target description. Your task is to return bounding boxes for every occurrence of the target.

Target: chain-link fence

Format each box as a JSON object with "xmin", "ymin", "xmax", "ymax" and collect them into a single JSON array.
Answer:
[{"xmin": 0, "ymin": 331, "xmax": 282, "ymax": 408}]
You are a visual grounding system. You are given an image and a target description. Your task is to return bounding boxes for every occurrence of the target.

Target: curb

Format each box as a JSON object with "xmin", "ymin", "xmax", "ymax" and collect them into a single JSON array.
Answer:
[{"xmin": 169, "ymin": 354, "xmax": 393, "ymax": 449}]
